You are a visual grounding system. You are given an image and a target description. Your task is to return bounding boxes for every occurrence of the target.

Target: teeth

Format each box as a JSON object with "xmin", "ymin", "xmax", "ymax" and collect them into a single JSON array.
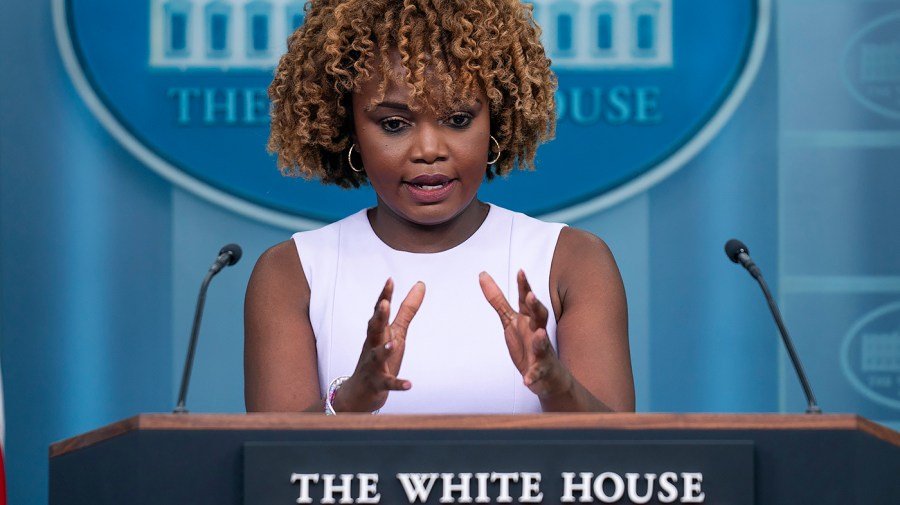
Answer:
[{"xmin": 416, "ymin": 183, "xmax": 445, "ymax": 190}]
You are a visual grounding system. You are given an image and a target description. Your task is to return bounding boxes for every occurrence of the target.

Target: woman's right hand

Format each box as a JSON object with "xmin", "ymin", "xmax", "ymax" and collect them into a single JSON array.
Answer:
[{"xmin": 330, "ymin": 278, "xmax": 426, "ymax": 412}]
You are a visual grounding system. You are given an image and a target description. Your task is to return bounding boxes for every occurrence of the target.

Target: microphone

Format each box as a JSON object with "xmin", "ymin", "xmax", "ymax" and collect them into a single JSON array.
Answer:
[
  {"xmin": 174, "ymin": 244, "xmax": 243, "ymax": 414},
  {"xmin": 724, "ymin": 239, "xmax": 821, "ymax": 414},
  {"xmin": 724, "ymin": 239, "xmax": 760, "ymax": 279},
  {"xmin": 209, "ymin": 243, "xmax": 242, "ymax": 274}
]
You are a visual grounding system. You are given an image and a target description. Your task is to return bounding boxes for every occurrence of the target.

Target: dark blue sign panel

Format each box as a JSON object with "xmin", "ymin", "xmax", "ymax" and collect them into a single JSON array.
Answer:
[
  {"xmin": 244, "ymin": 440, "xmax": 754, "ymax": 505},
  {"xmin": 55, "ymin": 0, "xmax": 766, "ymax": 226}
]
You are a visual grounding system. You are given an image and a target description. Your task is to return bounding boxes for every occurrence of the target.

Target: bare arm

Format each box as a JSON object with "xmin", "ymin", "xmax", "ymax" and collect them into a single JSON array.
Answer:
[
  {"xmin": 480, "ymin": 227, "xmax": 634, "ymax": 412},
  {"xmin": 244, "ymin": 240, "xmax": 322, "ymax": 412},
  {"xmin": 546, "ymin": 227, "xmax": 634, "ymax": 412}
]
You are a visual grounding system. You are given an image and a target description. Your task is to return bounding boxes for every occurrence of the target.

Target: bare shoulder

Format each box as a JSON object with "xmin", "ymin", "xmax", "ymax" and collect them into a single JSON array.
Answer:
[
  {"xmin": 552, "ymin": 226, "xmax": 624, "ymax": 305},
  {"xmin": 246, "ymin": 239, "xmax": 309, "ymax": 307},
  {"xmin": 251, "ymin": 239, "xmax": 305, "ymax": 279},
  {"xmin": 557, "ymin": 226, "xmax": 615, "ymax": 261}
]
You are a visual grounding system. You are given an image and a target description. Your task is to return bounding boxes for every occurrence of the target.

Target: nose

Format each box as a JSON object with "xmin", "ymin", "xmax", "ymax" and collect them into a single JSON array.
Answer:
[{"xmin": 410, "ymin": 124, "xmax": 448, "ymax": 164}]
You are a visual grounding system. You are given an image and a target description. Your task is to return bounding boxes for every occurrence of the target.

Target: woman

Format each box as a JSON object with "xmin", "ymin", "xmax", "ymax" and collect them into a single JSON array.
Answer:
[{"xmin": 245, "ymin": 0, "xmax": 634, "ymax": 414}]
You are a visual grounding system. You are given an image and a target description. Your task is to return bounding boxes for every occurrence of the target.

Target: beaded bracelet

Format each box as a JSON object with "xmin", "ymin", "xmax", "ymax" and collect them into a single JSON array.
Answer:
[{"xmin": 324, "ymin": 376, "xmax": 380, "ymax": 415}]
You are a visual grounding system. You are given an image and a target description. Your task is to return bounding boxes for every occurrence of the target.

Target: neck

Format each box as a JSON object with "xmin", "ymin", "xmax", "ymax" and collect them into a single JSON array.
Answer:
[{"xmin": 367, "ymin": 199, "xmax": 490, "ymax": 253}]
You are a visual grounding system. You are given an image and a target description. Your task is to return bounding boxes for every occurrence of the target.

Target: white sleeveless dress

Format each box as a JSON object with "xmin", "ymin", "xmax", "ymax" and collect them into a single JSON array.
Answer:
[{"xmin": 292, "ymin": 204, "xmax": 566, "ymax": 413}]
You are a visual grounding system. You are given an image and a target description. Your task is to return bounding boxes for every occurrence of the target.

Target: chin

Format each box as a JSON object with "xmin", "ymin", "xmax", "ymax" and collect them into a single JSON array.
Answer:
[{"xmin": 404, "ymin": 205, "xmax": 465, "ymax": 227}]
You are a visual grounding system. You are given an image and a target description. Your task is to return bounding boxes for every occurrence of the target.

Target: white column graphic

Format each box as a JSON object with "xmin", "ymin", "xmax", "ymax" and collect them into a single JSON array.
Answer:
[
  {"xmin": 150, "ymin": 0, "xmax": 304, "ymax": 69},
  {"xmin": 151, "ymin": 0, "xmax": 672, "ymax": 71},
  {"xmin": 530, "ymin": 0, "xmax": 673, "ymax": 70}
]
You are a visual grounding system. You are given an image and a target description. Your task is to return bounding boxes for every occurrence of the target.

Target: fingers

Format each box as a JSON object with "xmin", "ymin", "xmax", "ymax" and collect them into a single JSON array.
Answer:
[
  {"xmin": 365, "ymin": 298, "xmax": 391, "ymax": 346},
  {"xmin": 366, "ymin": 278, "xmax": 398, "ymax": 346},
  {"xmin": 523, "ymin": 366, "xmax": 546, "ymax": 387},
  {"xmin": 518, "ymin": 270, "xmax": 549, "ymax": 331},
  {"xmin": 379, "ymin": 376, "xmax": 412, "ymax": 391},
  {"xmin": 368, "ymin": 341, "xmax": 412, "ymax": 391},
  {"xmin": 523, "ymin": 329, "xmax": 555, "ymax": 388},
  {"xmin": 524, "ymin": 292, "xmax": 549, "ymax": 331},
  {"xmin": 370, "ymin": 280, "xmax": 423, "ymax": 387},
  {"xmin": 344, "ymin": 279, "xmax": 417, "ymax": 412},
  {"xmin": 374, "ymin": 277, "xmax": 394, "ymax": 311},
  {"xmin": 392, "ymin": 281, "xmax": 426, "ymax": 332},
  {"xmin": 517, "ymin": 269, "xmax": 530, "ymax": 310},
  {"xmin": 479, "ymin": 271, "xmax": 516, "ymax": 327},
  {"xmin": 530, "ymin": 328, "xmax": 553, "ymax": 359}
]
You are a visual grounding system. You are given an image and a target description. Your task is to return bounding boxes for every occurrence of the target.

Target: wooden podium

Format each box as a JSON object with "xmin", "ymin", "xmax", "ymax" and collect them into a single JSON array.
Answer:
[{"xmin": 50, "ymin": 413, "xmax": 900, "ymax": 505}]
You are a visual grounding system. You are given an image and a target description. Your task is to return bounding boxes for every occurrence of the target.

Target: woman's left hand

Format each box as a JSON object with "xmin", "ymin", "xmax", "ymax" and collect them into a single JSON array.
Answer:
[{"xmin": 479, "ymin": 270, "xmax": 573, "ymax": 399}]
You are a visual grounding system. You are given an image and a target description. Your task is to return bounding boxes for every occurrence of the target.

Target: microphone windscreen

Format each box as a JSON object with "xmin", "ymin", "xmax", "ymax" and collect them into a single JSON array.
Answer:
[
  {"xmin": 219, "ymin": 243, "xmax": 243, "ymax": 266},
  {"xmin": 724, "ymin": 239, "xmax": 748, "ymax": 263}
]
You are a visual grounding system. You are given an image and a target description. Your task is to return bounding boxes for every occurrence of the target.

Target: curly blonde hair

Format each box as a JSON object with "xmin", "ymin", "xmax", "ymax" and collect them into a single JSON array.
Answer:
[{"xmin": 268, "ymin": 0, "xmax": 557, "ymax": 188}]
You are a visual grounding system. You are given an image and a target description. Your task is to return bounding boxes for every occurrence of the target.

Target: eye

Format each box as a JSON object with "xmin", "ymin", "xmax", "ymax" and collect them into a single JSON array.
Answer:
[
  {"xmin": 381, "ymin": 117, "xmax": 409, "ymax": 133},
  {"xmin": 444, "ymin": 113, "xmax": 473, "ymax": 128}
]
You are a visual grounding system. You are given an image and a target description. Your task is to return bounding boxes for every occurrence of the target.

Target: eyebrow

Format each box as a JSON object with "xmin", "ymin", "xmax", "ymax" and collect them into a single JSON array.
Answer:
[
  {"xmin": 372, "ymin": 101, "xmax": 411, "ymax": 111},
  {"xmin": 368, "ymin": 98, "xmax": 484, "ymax": 113}
]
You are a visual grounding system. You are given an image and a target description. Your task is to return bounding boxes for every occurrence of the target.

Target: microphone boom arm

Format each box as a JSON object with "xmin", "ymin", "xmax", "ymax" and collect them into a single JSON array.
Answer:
[
  {"xmin": 174, "ymin": 269, "xmax": 216, "ymax": 414},
  {"xmin": 750, "ymin": 270, "xmax": 821, "ymax": 414},
  {"xmin": 725, "ymin": 239, "xmax": 821, "ymax": 414},
  {"xmin": 174, "ymin": 244, "xmax": 242, "ymax": 414}
]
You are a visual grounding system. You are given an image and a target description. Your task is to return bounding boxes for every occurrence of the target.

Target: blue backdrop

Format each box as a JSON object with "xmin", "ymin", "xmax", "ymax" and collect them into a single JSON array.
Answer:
[{"xmin": 3, "ymin": 1, "xmax": 900, "ymax": 504}]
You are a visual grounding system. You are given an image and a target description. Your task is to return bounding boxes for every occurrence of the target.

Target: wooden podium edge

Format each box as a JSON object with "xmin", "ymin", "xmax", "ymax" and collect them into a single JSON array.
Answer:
[{"xmin": 49, "ymin": 412, "xmax": 900, "ymax": 458}]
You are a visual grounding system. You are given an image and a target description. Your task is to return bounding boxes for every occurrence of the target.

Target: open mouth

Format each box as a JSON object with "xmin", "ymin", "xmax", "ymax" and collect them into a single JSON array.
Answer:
[
  {"xmin": 404, "ymin": 174, "xmax": 456, "ymax": 202},
  {"xmin": 407, "ymin": 174, "xmax": 453, "ymax": 190},
  {"xmin": 411, "ymin": 182, "xmax": 450, "ymax": 190}
]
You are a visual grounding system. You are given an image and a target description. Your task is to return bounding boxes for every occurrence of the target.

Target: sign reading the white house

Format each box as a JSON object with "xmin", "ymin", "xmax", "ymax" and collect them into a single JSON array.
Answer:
[
  {"xmin": 244, "ymin": 440, "xmax": 754, "ymax": 505},
  {"xmin": 55, "ymin": 0, "xmax": 765, "ymax": 226}
]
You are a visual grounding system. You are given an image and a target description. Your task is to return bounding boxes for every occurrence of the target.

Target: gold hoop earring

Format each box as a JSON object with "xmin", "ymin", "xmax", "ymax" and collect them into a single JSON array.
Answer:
[
  {"xmin": 348, "ymin": 144, "xmax": 364, "ymax": 173},
  {"xmin": 487, "ymin": 135, "xmax": 502, "ymax": 165}
]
